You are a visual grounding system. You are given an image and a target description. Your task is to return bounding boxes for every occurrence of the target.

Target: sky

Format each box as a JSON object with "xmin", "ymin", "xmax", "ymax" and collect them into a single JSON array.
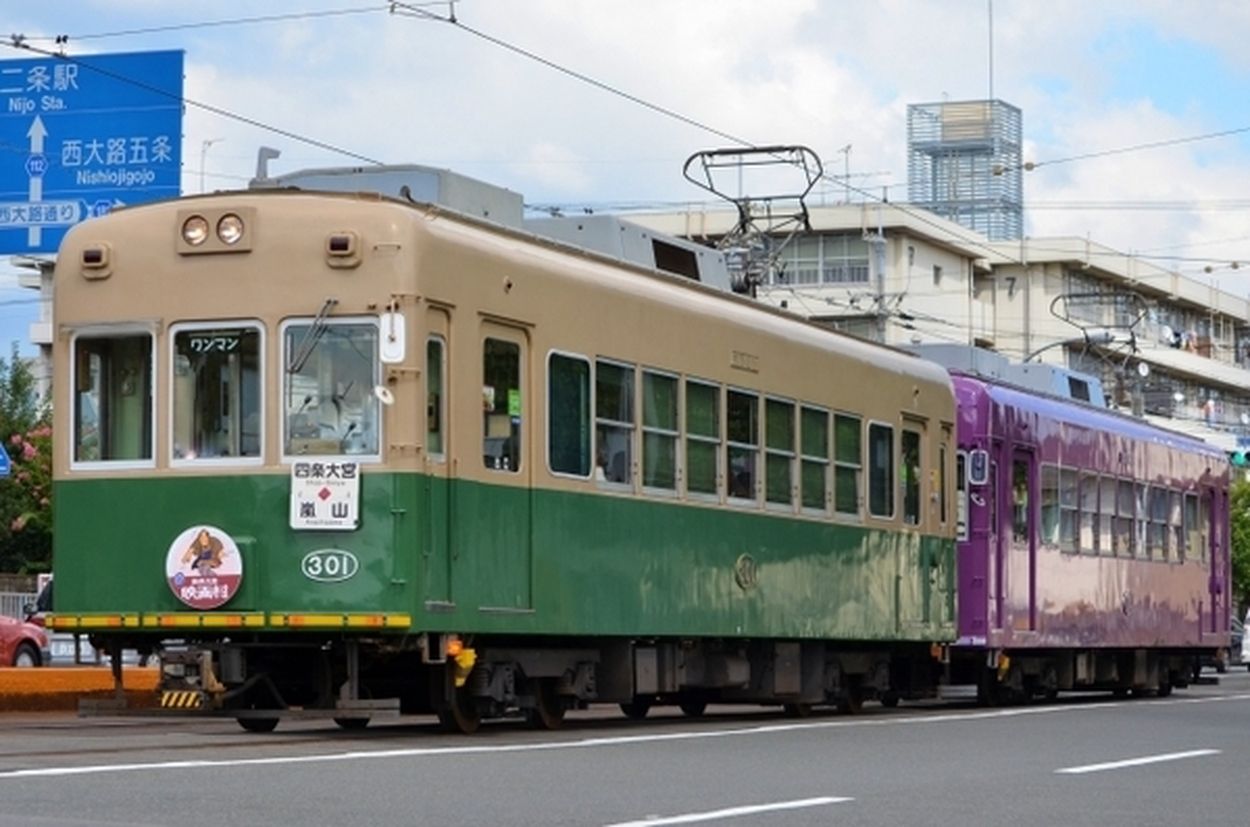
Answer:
[{"xmin": 3, "ymin": 0, "xmax": 1250, "ymax": 352}]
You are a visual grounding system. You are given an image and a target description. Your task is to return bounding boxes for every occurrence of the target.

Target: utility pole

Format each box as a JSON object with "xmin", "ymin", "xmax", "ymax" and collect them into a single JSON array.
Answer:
[{"xmin": 200, "ymin": 138, "xmax": 223, "ymax": 193}]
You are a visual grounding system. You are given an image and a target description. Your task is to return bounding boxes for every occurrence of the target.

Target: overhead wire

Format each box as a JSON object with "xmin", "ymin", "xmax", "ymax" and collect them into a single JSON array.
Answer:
[
  {"xmin": 2, "ymin": 37, "xmax": 386, "ymax": 167},
  {"xmin": 11, "ymin": 4, "xmax": 1250, "ymax": 276},
  {"xmin": 22, "ymin": 5, "xmax": 399, "ymax": 42}
]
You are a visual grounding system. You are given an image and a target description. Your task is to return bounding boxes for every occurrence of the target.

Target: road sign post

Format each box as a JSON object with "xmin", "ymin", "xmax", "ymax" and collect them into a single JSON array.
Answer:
[{"xmin": 0, "ymin": 50, "xmax": 184, "ymax": 255}]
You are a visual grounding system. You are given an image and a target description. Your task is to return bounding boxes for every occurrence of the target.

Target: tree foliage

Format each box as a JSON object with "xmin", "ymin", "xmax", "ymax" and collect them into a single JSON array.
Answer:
[
  {"xmin": 1231, "ymin": 476, "xmax": 1250, "ymax": 616},
  {"xmin": 0, "ymin": 343, "xmax": 51, "ymax": 574}
]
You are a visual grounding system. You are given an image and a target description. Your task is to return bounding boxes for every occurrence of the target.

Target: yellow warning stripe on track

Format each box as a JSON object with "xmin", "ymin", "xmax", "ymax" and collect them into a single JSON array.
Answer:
[{"xmin": 160, "ymin": 690, "xmax": 205, "ymax": 709}]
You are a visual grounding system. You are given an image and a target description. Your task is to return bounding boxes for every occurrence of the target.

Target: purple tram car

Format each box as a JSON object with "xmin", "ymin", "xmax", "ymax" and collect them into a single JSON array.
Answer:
[{"xmin": 949, "ymin": 372, "xmax": 1230, "ymax": 701}]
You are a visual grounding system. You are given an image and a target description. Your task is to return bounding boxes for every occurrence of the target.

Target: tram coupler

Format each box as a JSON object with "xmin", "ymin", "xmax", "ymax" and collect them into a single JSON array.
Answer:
[{"xmin": 157, "ymin": 647, "xmax": 227, "ymax": 710}]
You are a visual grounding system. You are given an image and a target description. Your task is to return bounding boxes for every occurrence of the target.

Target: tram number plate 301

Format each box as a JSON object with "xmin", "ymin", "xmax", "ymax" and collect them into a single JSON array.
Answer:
[{"xmin": 301, "ymin": 549, "xmax": 360, "ymax": 583}]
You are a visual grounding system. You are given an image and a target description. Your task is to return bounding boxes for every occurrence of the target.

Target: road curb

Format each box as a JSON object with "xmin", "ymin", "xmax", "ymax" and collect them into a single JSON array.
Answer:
[{"xmin": 0, "ymin": 667, "xmax": 159, "ymax": 712}]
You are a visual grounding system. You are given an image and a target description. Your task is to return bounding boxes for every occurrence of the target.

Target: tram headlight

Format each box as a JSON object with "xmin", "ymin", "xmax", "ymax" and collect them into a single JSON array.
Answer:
[
  {"xmin": 181, "ymin": 215, "xmax": 210, "ymax": 246},
  {"xmin": 217, "ymin": 213, "xmax": 245, "ymax": 245}
]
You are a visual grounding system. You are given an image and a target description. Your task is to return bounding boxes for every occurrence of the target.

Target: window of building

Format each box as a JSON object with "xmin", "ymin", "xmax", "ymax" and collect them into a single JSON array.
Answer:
[
  {"xmin": 800, "ymin": 406, "xmax": 830, "ymax": 512},
  {"xmin": 482, "ymin": 338, "xmax": 520, "ymax": 472},
  {"xmin": 868, "ymin": 422, "xmax": 894, "ymax": 518},
  {"xmin": 933, "ymin": 264, "xmax": 943, "ymax": 285},
  {"xmin": 171, "ymin": 324, "xmax": 261, "ymax": 463},
  {"xmin": 685, "ymin": 379, "xmax": 719, "ymax": 497},
  {"xmin": 548, "ymin": 352, "xmax": 590, "ymax": 476},
  {"xmin": 835, "ymin": 414, "xmax": 862, "ymax": 515},
  {"xmin": 427, "ymin": 337, "xmax": 445, "ymax": 459},
  {"xmin": 765, "ymin": 398, "xmax": 795, "ymax": 506},
  {"xmin": 642, "ymin": 370, "xmax": 678, "ymax": 491},
  {"xmin": 595, "ymin": 359, "xmax": 635, "ymax": 485},
  {"xmin": 72, "ymin": 332, "xmax": 154, "ymax": 464},
  {"xmin": 727, "ymin": 389, "xmax": 758, "ymax": 501},
  {"xmin": 284, "ymin": 320, "xmax": 380, "ymax": 458}
]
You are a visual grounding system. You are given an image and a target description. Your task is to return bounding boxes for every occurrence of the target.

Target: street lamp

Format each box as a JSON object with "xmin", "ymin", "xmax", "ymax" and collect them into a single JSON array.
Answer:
[{"xmin": 200, "ymin": 138, "xmax": 224, "ymax": 193}]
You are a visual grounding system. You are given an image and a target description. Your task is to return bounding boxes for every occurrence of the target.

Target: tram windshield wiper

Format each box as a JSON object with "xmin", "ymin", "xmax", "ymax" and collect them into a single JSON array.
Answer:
[{"xmin": 287, "ymin": 298, "xmax": 338, "ymax": 374}]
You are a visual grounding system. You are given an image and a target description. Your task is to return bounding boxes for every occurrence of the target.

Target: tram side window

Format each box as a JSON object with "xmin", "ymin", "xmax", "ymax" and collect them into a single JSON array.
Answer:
[
  {"xmin": 939, "ymin": 438, "xmax": 949, "ymax": 525},
  {"xmin": 172, "ymin": 326, "xmax": 261, "ymax": 461},
  {"xmin": 685, "ymin": 380, "xmax": 719, "ymax": 497},
  {"xmin": 1040, "ymin": 465, "xmax": 1060, "ymax": 548},
  {"xmin": 427, "ymin": 338, "xmax": 445, "ymax": 459},
  {"xmin": 1197, "ymin": 493, "xmax": 1210, "ymax": 565},
  {"xmin": 835, "ymin": 415, "xmax": 862, "ymax": 516},
  {"xmin": 1010, "ymin": 460, "xmax": 1028, "ymax": 543},
  {"xmin": 1180, "ymin": 494, "xmax": 1200, "ymax": 559},
  {"xmin": 727, "ymin": 389, "xmax": 758, "ymax": 501},
  {"xmin": 765, "ymin": 398, "xmax": 795, "ymax": 506},
  {"xmin": 901, "ymin": 429, "xmax": 921, "ymax": 525},
  {"xmin": 1115, "ymin": 480, "xmax": 1136, "ymax": 557},
  {"xmin": 1058, "ymin": 468, "xmax": 1078, "ymax": 552},
  {"xmin": 72, "ymin": 334, "xmax": 153, "ymax": 463},
  {"xmin": 1148, "ymin": 486, "xmax": 1170, "ymax": 561},
  {"xmin": 1135, "ymin": 483, "xmax": 1149, "ymax": 559},
  {"xmin": 1099, "ymin": 477, "xmax": 1117, "ymax": 555},
  {"xmin": 867, "ymin": 423, "xmax": 894, "ymax": 518},
  {"xmin": 284, "ymin": 321, "xmax": 380, "ymax": 457},
  {"xmin": 1169, "ymin": 491, "xmax": 1183, "ymax": 562},
  {"xmin": 596, "ymin": 360, "xmax": 634, "ymax": 484},
  {"xmin": 482, "ymin": 338, "xmax": 521, "ymax": 473},
  {"xmin": 641, "ymin": 371, "xmax": 677, "ymax": 491},
  {"xmin": 548, "ymin": 353, "xmax": 590, "ymax": 476},
  {"xmin": 1079, "ymin": 473, "xmax": 1098, "ymax": 554},
  {"xmin": 800, "ymin": 406, "xmax": 829, "ymax": 512}
]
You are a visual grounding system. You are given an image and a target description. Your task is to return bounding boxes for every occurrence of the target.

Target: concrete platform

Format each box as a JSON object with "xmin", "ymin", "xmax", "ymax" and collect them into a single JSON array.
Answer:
[{"xmin": 0, "ymin": 667, "xmax": 159, "ymax": 713}]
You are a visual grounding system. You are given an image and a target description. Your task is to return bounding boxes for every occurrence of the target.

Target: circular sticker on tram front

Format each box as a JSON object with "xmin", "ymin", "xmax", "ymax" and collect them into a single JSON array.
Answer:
[{"xmin": 165, "ymin": 525, "xmax": 243, "ymax": 610}]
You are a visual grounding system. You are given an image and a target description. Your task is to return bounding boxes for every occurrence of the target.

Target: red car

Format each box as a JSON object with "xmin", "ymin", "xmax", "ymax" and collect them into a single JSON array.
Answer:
[{"xmin": 0, "ymin": 613, "xmax": 50, "ymax": 667}]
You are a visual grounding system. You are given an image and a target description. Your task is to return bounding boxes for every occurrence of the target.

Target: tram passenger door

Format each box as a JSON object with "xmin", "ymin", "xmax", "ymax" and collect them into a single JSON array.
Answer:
[
  {"xmin": 457, "ymin": 322, "xmax": 533, "ymax": 611},
  {"xmin": 421, "ymin": 309, "xmax": 452, "ymax": 607},
  {"xmin": 1207, "ymin": 488, "xmax": 1228, "ymax": 634}
]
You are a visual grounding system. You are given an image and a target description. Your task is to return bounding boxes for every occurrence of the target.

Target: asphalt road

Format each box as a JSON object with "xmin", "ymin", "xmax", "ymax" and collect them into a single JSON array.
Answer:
[{"xmin": 1, "ymin": 669, "xmax": 1248, "ymax": 827}]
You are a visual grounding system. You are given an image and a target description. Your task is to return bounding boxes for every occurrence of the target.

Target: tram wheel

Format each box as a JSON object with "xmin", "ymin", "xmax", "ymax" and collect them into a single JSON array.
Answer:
[
  {"xmin": 679, "ymin": 699, "xmax": 708, "ymax": 718},
  {"xmin": 879, "ymin": 692, "xmax": 900, "ymax": 709},
  {"xmin": 333, "ymin": 717, "xmax": 371, "ymax": 730},
  {"xmin": 837, "ymin": 684, "xmax": 864, "ymax": 715},
  {"xmin": 782, "ymin": 702, "xmax": 813, "ymax": 718},
  {"xmin": 236, "ymin": 716, "xmax": 279, "ymax": 733},
  {"xmin": 620, "ymin": 697, "xmax": 654, "ymax": 720},
  {"xmin": 526, "ymin": 679, "xmax": 566, "ymax": 731}
]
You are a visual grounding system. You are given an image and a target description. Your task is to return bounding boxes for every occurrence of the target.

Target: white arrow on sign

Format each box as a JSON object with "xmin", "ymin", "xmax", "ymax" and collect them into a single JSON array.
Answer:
[{"xmin": 27, "ymin": 115, "xmax": 47, "ymax": 248}]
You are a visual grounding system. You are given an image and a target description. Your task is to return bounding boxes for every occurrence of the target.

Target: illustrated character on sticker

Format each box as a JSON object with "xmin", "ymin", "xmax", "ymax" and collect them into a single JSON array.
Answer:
[{"xmin": 181, "ymin": 528, "xmax": 227, "ymax": 574}]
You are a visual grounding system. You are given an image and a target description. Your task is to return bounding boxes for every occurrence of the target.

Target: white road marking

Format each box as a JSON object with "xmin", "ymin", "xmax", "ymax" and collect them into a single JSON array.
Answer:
[
  {"xmin": 1056, "ymin": 749, "xmax": 1221, "ymax": 775},
  {"xmin": 603, "ymin": 796, "xmax": 852, "ymax": 826},
  {"xmin": 3, "ymin": 692, "xmax": 1248, "ymax": 781}
]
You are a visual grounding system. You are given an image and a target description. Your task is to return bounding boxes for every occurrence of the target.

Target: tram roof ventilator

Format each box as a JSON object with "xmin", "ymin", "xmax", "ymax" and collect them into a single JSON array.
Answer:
[
  {"xmin": 907, "ymin": 343, "xmax": 1108, "ymax": 407},
  {"xmin": 249, "ymin": 154, "xmax": 731, "ymax": 291}
]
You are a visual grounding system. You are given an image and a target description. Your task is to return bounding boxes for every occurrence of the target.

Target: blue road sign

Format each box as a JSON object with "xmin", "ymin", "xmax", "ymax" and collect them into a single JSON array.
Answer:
[
  {"xmin": 0, "ymin": 448, "xmax": 10, "ymax": 478},
  {"xmin": 0, "ymin": 50, "xmax": 183, "ymax": 255}
]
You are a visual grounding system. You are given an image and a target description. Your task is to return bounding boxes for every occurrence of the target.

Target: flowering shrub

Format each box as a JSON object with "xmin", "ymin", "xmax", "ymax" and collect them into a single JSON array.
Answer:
[{"xmin": 1, "ymin": 344, "xmax": 51, "ymax": 573}]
